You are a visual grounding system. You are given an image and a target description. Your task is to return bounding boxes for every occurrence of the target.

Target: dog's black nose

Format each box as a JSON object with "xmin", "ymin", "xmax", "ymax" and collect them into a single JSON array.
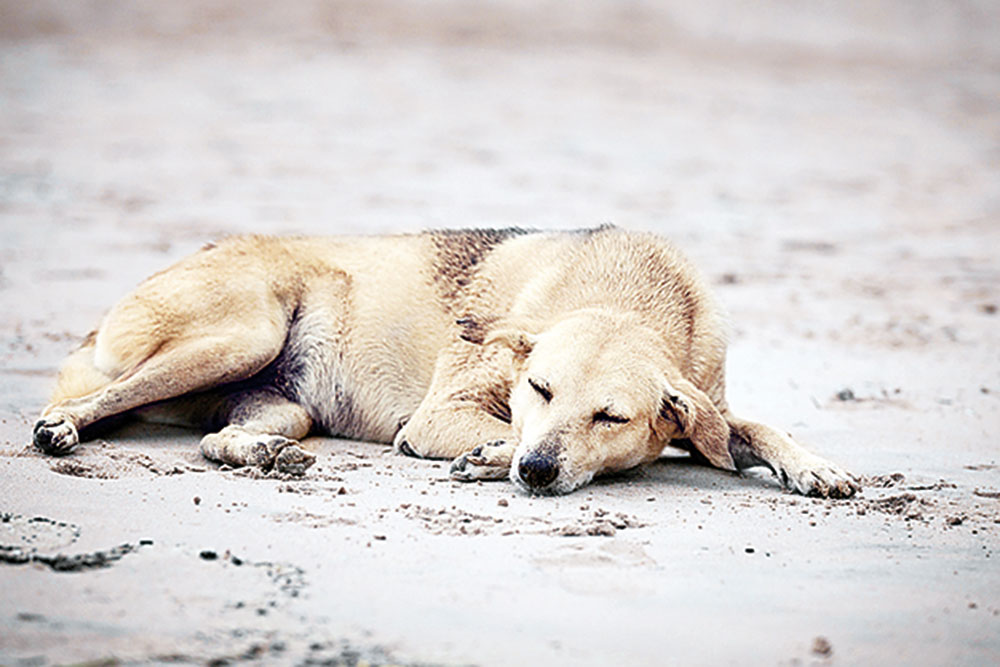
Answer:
[{"xmin": 518, "ymin": 452, "xmax": 559, "ymax": 489}]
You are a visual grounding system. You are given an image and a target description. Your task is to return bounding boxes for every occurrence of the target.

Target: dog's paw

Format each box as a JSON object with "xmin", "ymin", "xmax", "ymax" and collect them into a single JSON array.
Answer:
[
  {"xmin": 450, "ymin": 440, "xmax": 515, "ymax": 482},
  {"xmin": 274, "ymin": 444, "xmax": 316, "ymax": 476},
  {"xmin": 778, "ymin": 454, "xmax": 860, "ymax": 498},
  {"xmin": 245, "ymin": 435, "xmax": 297, "ymax": 467},
  {"xmin": 392, "ymin": 428, "xmax": 422, "ymax": 458},
  {"xmin": 33, "ymin": 415, "xmax": 80, "ymax": 455},
  {"xmin": 201, "ymin": 427, "xmax": 310, "ymax": 473}
]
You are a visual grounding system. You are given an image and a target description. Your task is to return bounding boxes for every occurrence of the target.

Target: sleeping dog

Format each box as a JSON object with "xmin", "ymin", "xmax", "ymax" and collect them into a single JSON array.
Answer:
[{"xmin": 33, "ymin": 226, "xmax": 858, "ymax": 497}]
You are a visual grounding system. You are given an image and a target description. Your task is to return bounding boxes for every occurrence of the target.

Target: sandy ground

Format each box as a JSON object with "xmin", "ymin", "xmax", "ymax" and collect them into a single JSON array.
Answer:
[{"xmin": 1, "ymin": 1, "xmax": 999, "ymax": 665}]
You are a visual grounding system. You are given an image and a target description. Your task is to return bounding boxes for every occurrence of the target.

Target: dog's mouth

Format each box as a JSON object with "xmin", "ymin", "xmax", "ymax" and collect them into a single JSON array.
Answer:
[{"xmin": 510, "ymin": 472, "xmax": 563, "ymax": 495}]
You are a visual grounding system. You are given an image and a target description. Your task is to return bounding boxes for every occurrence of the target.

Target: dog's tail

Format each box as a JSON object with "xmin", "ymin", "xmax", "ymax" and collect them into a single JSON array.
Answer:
[{"xmin": 47, "ymin": 332, "xmax": 115, "ymax": 408}]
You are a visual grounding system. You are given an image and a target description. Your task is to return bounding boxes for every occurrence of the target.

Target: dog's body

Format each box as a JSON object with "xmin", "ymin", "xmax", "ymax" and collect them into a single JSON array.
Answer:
[{"xmin": 34, "ymin": 226, "xmax": 857, "ymax": 497}]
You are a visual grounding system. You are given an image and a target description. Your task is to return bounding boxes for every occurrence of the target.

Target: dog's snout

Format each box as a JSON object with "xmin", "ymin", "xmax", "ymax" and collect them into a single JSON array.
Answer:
[{"xmin": 518, "ymin": 451, "xmax": 559, "ymax": 489}]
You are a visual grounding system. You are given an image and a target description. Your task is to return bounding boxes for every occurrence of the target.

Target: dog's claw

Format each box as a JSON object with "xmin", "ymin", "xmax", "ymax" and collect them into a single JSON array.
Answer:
[
  {"xmin": 450, "ymin": 453, "xmax": 470, "ymax": 477},
  {"xmin": 396, "ymin": 438, "xmax": 421, "ymax": 458},
  {"xmin": 391, "ymin": 425, "xmax": 424, "ymax": 458}
]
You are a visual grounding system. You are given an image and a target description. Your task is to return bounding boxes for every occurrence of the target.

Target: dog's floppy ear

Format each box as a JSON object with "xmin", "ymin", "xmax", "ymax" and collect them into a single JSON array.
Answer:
[
  {"xmin": 457, "ymin": 314, "xmax": 536, "ymax": 355},
  {"xmin": 654, "ymin": 375, "xmax": 735, "ymax": 471},
  {"xmin": 483, "ymin": 327, "xmax": 537, "ymax": 358},
  {"xmin": 471, "ymin": 316, "xmax": 542, "ymax": 358}
]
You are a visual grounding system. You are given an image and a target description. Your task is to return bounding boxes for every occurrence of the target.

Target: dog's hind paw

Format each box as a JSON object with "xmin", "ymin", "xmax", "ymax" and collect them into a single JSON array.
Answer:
[
  {"xmin": 201, "ymin": 426, "xmax": 313, "ymax": 475},
  {"xmin": 450, "ymin": 440, "xmax": 515, "ymax": 482},
  {"xmin": 274, "ymin": 444, "xmax": 316, "ymax": 476},
  {"xmin": 245, "ymin": 435, "xmax": 295, "ymax": 467},
  {"xmin": 33, "ymin": 415, "xmax": 80, "ymax": 455}
]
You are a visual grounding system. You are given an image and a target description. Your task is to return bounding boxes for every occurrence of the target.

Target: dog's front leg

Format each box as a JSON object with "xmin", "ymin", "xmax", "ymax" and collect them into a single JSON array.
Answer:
[
  {"xmin": 393, "ymin": 340, "xmax": 517, "ymax": 481},
  {"xmin": 394, "ymin": 407, "xmax": 516, "ymax": 482},
  {"xmin": 727, "ymin": 417, "xmax": 859, "ymax": 498},
  {"xmin": 393, "ymin": 340, "xmax": 514, "ymax": 460},
  {"xmin": 394, "ymin": 402, "xmax": 514, "ymax": 459}
]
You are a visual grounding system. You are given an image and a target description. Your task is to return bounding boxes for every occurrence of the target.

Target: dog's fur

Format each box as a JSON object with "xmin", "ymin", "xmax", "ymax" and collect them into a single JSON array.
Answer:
[{"xmin": 34, "ymin": 226, "xmax": 858, "ymax": 497}]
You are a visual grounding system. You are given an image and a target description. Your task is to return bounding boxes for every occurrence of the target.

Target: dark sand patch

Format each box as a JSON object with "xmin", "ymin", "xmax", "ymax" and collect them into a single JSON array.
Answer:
[{"xmin": 0, "ymin": 513, "xmax": 149, "ymax": 571}]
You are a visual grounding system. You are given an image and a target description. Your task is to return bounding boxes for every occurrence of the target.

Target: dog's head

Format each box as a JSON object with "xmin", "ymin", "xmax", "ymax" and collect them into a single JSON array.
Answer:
[{"xmin": 487, "ymin": 309, "xmax": 733, "ymax": 494}]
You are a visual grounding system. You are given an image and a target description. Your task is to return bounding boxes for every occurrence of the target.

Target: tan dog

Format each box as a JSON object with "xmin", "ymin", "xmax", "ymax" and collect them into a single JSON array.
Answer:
[{"xmin": 34, "ymin": 226, "xmax": 858, "ymax": 497}]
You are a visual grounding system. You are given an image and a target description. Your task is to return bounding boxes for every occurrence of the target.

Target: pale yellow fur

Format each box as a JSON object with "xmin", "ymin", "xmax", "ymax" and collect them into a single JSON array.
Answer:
[{"xmin": 35, "ymin": 228, "xmax": 857, "ymax": 497}]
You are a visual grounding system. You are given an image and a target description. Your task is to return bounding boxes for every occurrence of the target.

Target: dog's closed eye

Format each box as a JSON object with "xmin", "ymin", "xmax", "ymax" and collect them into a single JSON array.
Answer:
[
  {"xmin": 528, "ymin": 378, "xmax": 552, "ymax": 403},
  {"xmin": 593, "ymin": 410, "xmax": 629, "ymax": 425}
]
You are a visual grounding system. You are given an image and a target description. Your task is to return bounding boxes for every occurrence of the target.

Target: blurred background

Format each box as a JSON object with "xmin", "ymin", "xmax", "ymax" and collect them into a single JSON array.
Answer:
[{"xmin": 2, "ymin": 0, "xmax": 997, "ymax": 239}]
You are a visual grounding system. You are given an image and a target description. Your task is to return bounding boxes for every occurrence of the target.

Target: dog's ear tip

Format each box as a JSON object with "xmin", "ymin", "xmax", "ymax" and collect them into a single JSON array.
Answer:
[
  {"xmin": 484, "ymin": 328, "xmax": 536, "ymax": 356},
  {"xmin": 479, "ymin": 317, "xmax": 540, "ymax": 356},
  {"xmin": 657, "ymin": 375, "xmax": 734, "ymax": 471}
]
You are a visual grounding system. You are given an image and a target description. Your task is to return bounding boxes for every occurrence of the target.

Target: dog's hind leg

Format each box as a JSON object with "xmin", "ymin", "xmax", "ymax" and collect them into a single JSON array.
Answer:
[
  {"xmin": 34, "ymin": 329, "xmax": 284, "ymax": 456},
  {"xmin": 199, "ymin": 388, "xmax": 315, "ymax": 475},
  {"xmin": 726, "ymin": 416, "xmax": 859, "ymax": 498}
]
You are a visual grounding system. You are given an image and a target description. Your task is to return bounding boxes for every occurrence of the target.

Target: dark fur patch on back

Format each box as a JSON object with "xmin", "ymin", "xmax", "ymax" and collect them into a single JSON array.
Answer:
[
  {"xmin": 574, "ymin": 222, "xmax": 617, "ymax": 235},
  {"xmin": 428, "ymin": 228, "xmax": 531, "ymax": 306}
]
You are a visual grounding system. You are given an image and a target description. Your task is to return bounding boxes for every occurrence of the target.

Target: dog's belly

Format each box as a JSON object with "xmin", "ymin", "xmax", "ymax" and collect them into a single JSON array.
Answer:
[
  {"xmin": 294, "ymin": 351, "xmax": 426, "ymax": 445},
  {"xmin": 272, "ymin": 297, "xmax": 442, "ymax": 445},
  {"xmin": 303, "ymin": 379, "xmax": 407, "ymax": 444}
]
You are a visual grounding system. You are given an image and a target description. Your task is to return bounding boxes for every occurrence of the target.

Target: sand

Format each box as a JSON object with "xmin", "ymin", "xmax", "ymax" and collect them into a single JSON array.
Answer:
[{"xmin": 1, "ymin": 1, "xmax": 998, "ymax": 665}]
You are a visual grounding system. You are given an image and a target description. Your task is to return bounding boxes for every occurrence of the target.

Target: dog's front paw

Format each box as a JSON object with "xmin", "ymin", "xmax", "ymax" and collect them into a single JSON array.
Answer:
[
  {"xmin": 450, "ymin": 440, "xmax": 515, "ymax": 482},
  {"xmin": 778, "ymin": 454, "xmax": 860, "ymax": 498},
  {"xmin": 33, "ymin": 414, "xmax": 80, "ymax": 455},
  {"xmin": 392, "ymin": 427, "xmax": 422, "ymax": 458}
]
